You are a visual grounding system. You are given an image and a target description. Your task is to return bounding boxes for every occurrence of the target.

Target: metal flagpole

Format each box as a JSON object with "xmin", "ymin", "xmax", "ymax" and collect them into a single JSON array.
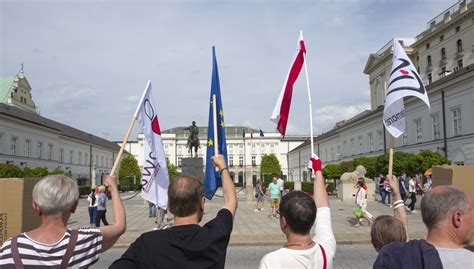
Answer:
[
  {"xmin": 300, "ymin": 30, "xmax": 315, "ymax": 158},
  {"xmin": 212, "ymin": 94, "xmax": 219, "ymax": 172}
]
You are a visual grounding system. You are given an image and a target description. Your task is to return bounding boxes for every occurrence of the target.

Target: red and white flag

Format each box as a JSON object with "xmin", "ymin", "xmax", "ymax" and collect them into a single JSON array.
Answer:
[
  {"xmin": 271, "ymin": 32, "xmax": 306, "ymax": 137},
  {"xmin": 134, "ymin": 81, "xmax": 169, "ymax": 209},
  {"xmin": 383, "ymin": 40, "xmax": 430, "ymax": 138}
]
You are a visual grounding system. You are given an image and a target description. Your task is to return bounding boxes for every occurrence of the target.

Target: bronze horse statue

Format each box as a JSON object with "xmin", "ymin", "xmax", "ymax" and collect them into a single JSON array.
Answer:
[{"xmin": 184, "ymin": 121, "xmax": 200, "ymax": 158}]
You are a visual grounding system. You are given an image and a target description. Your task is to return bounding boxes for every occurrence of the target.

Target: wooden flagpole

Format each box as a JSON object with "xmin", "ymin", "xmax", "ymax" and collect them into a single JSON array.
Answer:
[
  {"xmin": 300, "ymin": 30, "xmax": 315, "ymax": 159},
  {"xmin": 212, "ymin": 94, "xmax": 219, "ymax": 171},
  {"xmin": 388, "ymin": 135, "xmax": 395, "ymax": 179},
  {"xmin": 110, "ymin": 116, "xmax": 136, "ymax": 177}
]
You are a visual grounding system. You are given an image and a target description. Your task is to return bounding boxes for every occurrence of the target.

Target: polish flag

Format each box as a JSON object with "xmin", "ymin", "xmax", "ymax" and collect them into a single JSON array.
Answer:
[{"xmin": 271, "ymin": 32, "xmax": 306, "ymax": 137}]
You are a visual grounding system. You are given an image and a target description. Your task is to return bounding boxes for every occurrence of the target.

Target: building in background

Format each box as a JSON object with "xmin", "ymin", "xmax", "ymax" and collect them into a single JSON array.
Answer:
[
  {"xmin": 289, "ymin": 0, "xmax": 474, "ymax": 180},
  {"xmin": 121, "ymin": 127, "xmax": 307, "ymax": 185},
  {"xmin": 0, "ymin": 69, "xmax": 120, "ymax": 185}
]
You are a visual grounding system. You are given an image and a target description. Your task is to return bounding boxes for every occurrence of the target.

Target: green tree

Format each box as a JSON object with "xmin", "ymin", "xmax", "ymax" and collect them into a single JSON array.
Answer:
[
  {"xmin": 413, "ymin": 150, "xmax": 451, "ymax": 175},
  {"xmin": 0, "ymin": 164, "xmax": 24, "ymax": 178},
  {"xmin": 167, "ymin": 160, "xmax": 178, "ymax": 180},
  {"xmin": 260, "ymin": 154, "xmax": 281, "ymax": 185},
  {"xmin": 322, "ymin": 164, "xmax": 342, "ymax": 179},
  {"xmin": 339, "ymin": 161, "xmax": 355, "ymax": 174},
  {"xmin": 375, "ymin": 151, "xmax": 417, "ymax": 176},
  {"xmin": 118, "ymin": 155, "xmax": 141, "ymax": 191},
  {"xmin": 48, "ymin": 169, "xmax": 67, "ymax": 175},
  {"xmin": 23, "ymin": 167, "xmax": 48, "ymax": 177},
  {"xmin": 353, "ymin": 156, "xmax": 378, "ymax": 178}
]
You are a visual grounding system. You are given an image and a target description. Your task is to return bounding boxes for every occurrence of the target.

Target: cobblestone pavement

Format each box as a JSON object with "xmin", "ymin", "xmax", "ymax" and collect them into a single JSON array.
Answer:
[
  {"xmin": 69, "ymin": 190, "xmax": 427, "ymax": 247},
  {"xmin": 93, "ymin": 245, "xmax": 378, "ymax": 268}
]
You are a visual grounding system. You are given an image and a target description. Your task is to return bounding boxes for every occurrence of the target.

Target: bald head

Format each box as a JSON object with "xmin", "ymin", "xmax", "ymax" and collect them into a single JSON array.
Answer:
[
  {"xmin": 168, "ymin": 175, "xmax": 204, "ymax": 217},
  {"xmin": 421, "ymin": 186, "xmax": 470, "ymax": 230}
]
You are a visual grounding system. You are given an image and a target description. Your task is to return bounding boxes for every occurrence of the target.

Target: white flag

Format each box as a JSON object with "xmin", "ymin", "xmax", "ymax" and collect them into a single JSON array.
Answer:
[
  {"xmin": 383, "ymin": 40, "xmax": 430, "ymax": 138},
  {"xmin": 133, "ymin": 81, "xmax": 169, "ymax": 209}
]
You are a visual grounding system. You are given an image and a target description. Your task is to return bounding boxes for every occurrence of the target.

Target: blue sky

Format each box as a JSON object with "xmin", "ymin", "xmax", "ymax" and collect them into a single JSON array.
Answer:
[{"xmin": 0, "ymin": 0, "xmax": 450, "ymax": 140}]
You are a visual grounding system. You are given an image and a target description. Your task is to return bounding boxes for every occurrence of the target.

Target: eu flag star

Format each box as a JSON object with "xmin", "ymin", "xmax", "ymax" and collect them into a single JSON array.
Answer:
[
  {"xmin": 208, "ymin": 138, "xmax": 213, "ymax": 147},
  {"xmin": 219, "ymin": 109, "xmax": 224, "ymax": 117},
  {"xmin": 220, "ymin": 121, "xmax": 225, "ymax": 127}
]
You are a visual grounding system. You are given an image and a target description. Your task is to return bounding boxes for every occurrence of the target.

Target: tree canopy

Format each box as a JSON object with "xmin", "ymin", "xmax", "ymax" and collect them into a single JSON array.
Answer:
[
  {"xmin": 118, "ymin": 155, "xmax": 141, "ymax": 191},
  {"xmin": 260, "ymin": 154, "xmax": 281, "ymax": 184}
]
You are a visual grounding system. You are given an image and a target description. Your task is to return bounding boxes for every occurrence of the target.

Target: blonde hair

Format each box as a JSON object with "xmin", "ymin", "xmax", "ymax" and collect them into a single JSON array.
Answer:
[
  {"xmin": 32, "ymin": 175, "xmax": 79, "ymax": 218},
  {"xmin": 98, "ymin": 185, "xmax": 106, "ymax": 193}
]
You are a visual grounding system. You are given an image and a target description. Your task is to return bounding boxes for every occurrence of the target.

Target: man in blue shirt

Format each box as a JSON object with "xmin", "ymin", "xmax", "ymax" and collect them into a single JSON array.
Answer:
[{"xmin": 398, "ymin": 173, "xmax": 408, "ymax": 202}]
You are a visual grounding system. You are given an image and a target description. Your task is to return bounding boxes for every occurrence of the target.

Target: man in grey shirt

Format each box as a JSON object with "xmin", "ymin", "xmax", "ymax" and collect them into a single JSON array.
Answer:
[
  {"xmin": 374, "ymin": 185, "xmax": 473, "ymax": 268},
  {"xmin": 421, "ymin": 186, "xmax": 473, "ymax": 268}
]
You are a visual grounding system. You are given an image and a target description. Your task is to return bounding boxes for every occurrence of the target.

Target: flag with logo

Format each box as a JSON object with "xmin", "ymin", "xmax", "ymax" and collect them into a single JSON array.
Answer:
[
  {"xmin": 271, "ymin": 32, "xmax": 306, "ymax": 137},
  {"xmin": 134, "ymin": 81, "xmax": 170, "ymax": 209},
  {"xmin": 383, "ymin": 40, "xmax": 430, "ymax": 138},
  {"xmin": 205, "ymin": 47, "xmax": 228, "ymax": 200}
]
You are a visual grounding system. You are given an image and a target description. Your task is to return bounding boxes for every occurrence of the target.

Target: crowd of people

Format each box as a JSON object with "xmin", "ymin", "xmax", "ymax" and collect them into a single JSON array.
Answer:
[{"xmin": 0, "ymin": 154, "xmax": 472, "ymax": 268}]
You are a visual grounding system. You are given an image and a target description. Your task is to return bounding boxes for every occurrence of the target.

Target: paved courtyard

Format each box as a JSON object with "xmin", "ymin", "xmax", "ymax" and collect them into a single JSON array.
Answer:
[{"xmin": 69, "ymin": 189, "xmax": 427, "ymax": 247}]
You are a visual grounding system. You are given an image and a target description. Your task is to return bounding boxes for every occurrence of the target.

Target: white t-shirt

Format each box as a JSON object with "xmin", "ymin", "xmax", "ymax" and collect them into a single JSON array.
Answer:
[
  {"xmin": 277, "ymin": 178, "xmax": 284, "ymax": 191},
  {"xmin": 436, "ymin": 247, "xmax": 474, "ymax": 269},
  {"xmin": 259, "ymin": 207, "xmax": 336, "ymax": 269},
  {"xmin": 355, "ymin": 188, "xmax": 367, "ymax": 207},
  {"xmin": 408, "ymin": 180, "xmax": 416, "ymax": 193}
]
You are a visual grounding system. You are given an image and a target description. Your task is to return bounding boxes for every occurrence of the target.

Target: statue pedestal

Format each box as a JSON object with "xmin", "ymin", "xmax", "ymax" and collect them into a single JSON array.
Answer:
[
  {"xmin": 337, "ymin": 181, "xmax": 376, "ymax": 202},
  {"xmin": 294, "ymin": 180, "xmax": 302, "ymax": 191},
  {"xmin": 246, "ymin": 184, "xmax": 254, "ymax": 202},
  {"xmin": 182, "ymin": 158, "xmax": 204, "ymax": 182}
]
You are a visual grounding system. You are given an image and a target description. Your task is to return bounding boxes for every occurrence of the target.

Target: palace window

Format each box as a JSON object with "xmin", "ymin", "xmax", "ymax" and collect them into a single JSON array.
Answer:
[
  {"xmin": 402, "ymin": 133, "xmax": 408, "ymax": 146},
  {"xmin": 11, "ymin": 137, "xmax": 17, "ymax": 155},
  {"xmin": 38, "ymin": 142, "xmax": 43, "ymax": 159},
  {"xmin": 457, "ymin": 39, "xmax": 463, "ymax": 52},
  {"xmin": 432, "ymin": 114, "xmax": 440, "ymax": 140},
  {"xmin": 415, "ymin": 119, "xmax": 422, "ymax": 143},
  {"xmin": 440, "ymin": 48, "xmax": 446, "ymax": 60},
  {"xmin": 24, "ymin": 139, "xmax": 30, "ymax": 157},
  {"xmin": 452, "ymin": 108, "xmax": 462, "ymax": 136},
  {"xmin": 48, "ymin": 144, "xmax": 53, "ymax": 160}
]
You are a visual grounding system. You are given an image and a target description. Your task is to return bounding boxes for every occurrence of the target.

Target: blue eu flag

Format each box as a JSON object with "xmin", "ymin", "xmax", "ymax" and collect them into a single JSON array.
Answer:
[{"xmin": 205, "ymin": 46, "xmax": 228, "ymax": 200}]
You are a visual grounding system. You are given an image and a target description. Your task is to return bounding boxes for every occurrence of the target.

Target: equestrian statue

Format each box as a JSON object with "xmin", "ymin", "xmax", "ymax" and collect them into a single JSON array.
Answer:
[{"xmin": 183, "ymin": 121, "xmax": 200, "ymax": 158}]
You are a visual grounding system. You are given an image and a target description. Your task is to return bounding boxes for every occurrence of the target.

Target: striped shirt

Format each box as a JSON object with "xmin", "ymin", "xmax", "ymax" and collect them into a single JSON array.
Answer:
[{"xmin": 0, "ymin": 227, "xmax": 103, "ymax": 268}]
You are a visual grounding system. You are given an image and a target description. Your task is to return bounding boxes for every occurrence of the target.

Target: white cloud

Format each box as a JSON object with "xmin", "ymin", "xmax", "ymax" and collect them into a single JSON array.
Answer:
[{"xmin": 315, "ymin": 103, "xmax": 371, "ymax": 127}]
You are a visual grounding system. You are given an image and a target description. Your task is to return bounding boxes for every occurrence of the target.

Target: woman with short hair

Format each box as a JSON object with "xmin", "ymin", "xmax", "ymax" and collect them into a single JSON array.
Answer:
[
  {"xmin": 0, "ymin": 175, "xmax": 126, "ymax": 268},
  {"xmin": 96, "ymin": 185, "xmax": 109, "ymax": 227}
]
